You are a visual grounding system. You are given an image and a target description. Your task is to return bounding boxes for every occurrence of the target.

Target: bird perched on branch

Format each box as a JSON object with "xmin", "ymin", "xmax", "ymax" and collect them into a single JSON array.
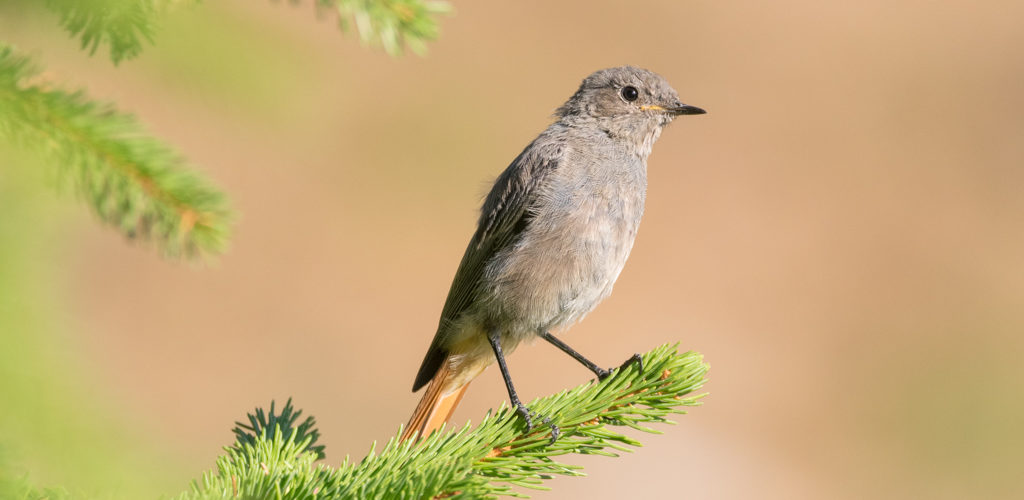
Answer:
[{"xmin": 402, "ymin": 66, "xmax": 705, "ymax": 442}]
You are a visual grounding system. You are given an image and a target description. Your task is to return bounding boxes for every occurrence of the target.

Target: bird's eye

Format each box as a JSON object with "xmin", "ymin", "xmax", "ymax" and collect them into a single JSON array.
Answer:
[{"xmin": 621, "ymin": 86, "xmax": 639, "ymax": 102}]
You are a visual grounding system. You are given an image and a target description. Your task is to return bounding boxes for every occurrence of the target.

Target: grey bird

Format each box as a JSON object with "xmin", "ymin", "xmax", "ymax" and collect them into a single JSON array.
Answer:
[{"xmin": 401, "ymin": 66, "xmax": 705, "ymax": 442}]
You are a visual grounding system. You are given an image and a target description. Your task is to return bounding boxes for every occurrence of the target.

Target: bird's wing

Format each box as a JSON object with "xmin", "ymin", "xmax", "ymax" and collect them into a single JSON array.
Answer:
[{"xmin": 412, "ymin": 138, "xmax": 563, "ymax": 391}]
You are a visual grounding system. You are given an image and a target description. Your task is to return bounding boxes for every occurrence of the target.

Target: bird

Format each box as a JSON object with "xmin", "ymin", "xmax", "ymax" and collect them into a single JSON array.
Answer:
[{"xmin": 401, "ymin": 66, "xmax": 705, "ymax": 443}]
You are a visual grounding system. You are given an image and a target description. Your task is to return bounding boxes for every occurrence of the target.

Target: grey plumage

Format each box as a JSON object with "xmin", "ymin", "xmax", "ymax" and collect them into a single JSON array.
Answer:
[{"xmin": 406, "ymin": 66, "xmax": 704, "ymax": 441}]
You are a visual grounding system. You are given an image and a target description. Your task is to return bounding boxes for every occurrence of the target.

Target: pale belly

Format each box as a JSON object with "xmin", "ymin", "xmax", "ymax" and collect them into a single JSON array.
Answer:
[
  {"xmin": 478, "ymin": 189, "xmax": 643, "ymax": 336},
  {"xmin": 439, "ymin": 144, "xmax": 648, "ymax": 390},
  {"xmin": 439, "ymin": 196, "xmax": 642, "ymax": 392}
]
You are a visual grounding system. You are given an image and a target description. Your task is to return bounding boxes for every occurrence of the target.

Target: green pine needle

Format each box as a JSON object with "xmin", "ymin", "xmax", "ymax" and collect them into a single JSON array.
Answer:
[
  {"xmin": 0, "ymin": 457, "xmax": 71, "ymax": 500},
  {"xmin": 41, "ymin": 0, "xmax": 198, "ymax": 64},
  {"xmin": 312, "ymin": 0, "xmax": 453, "ymax": 55},
  {"xmin": 0, "ymin": 45, "xmax": 233, "ymax": 258},
  {"xmin": 184, "ymin": 344, "xmax": 708, "ymax": 499},
  {"xmin": 39, "ymin": 0, "xmax": 450, "ymax": 62},
  {"xmin": 233, "ymin": 398, "xmax": 327, "ymax": 461}
]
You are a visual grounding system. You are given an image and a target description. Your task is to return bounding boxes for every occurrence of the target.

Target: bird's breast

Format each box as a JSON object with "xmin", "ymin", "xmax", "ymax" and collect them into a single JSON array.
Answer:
[{"xmin": 481, "ymin": 154, "xmax": 647, "ymax": 333}]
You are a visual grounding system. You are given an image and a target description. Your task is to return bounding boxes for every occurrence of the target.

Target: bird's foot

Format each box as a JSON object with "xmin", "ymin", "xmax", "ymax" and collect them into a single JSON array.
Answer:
[
  {"xmin": 514, "ymin": 403, "xmax": 560, "ymax": 444},
  {"xmin": 596, "ymin": 353, "xmax": 644, "ymax": 381}
]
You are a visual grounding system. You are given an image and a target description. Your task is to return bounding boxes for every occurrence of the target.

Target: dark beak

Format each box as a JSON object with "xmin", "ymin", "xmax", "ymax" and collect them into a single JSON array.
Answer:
[{"xmin": 670, "ymin": 103, "xmax": 706, "ymax": 115}]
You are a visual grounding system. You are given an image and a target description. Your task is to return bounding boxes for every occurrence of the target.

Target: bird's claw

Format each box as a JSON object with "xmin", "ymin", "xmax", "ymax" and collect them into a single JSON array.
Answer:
[
  {"xmin": 620, "ymin": 353, "xmax": 643, "ymax": 372},
  {"xmin": 544, "ymin": 416, "xmax": 560, "ymax": 444},
  {"xmin": 515, "ymin": 404, "xmax": 534, "ymax": 430},
  {"xmin": 514, "ymin": 404, "xmax": 560, "ymax": 444},
  {"xmin": 596, "ymin": 353, "xmax": 643, "ymax": 381}
]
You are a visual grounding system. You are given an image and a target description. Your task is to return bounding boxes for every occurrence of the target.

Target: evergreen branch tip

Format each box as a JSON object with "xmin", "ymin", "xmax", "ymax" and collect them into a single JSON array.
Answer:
[
  {"xmin": 185, "ymin": 344, "xmax": 707, "ymax": 499},
  {"xmin": 0, "ymin": 44, "xmax": 234, "ymax": 259}
]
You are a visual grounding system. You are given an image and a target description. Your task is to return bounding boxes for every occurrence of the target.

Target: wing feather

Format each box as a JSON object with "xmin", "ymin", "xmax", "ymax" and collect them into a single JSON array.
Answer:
[{"xmin": 412, "ymin": 137, "xmax": 563, "ymax": 391}]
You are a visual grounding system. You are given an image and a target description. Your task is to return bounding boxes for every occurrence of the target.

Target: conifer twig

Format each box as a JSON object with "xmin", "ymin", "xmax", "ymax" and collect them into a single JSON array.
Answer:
[
  {"xmin": 308, "ymin": 0, "xmax": 454, "ymax": 55},
  {"xmin": 232, "ymin": 398, "xmax": 326, "ymax": 460},
  {"xmin": 40, "ymin": 0, "xmax": 199, "ymax": 64},
  {"xmin": 184, "ymin": 344, "xmax": 708, "ymax": 499},
  {"xmin": 0, "ymin": 45, "xmax": 232, "ymax": 258}
]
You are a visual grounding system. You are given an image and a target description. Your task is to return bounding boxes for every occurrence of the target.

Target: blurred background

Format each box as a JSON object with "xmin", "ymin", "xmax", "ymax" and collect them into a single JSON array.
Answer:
[{"xmin": 1, "ymin": 0, "xmax": 1023, "ymax": 498}]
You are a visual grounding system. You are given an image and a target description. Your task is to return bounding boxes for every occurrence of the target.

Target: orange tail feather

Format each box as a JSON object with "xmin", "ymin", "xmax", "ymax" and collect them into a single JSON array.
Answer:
[{"xmin": 401, "ymin": 359, "xmax": 470, "ymax": 442}]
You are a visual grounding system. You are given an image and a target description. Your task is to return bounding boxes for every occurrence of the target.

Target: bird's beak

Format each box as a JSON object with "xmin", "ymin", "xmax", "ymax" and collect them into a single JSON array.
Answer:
[{"xmin": 669, "ymin": 103, "xmax": 706, "ymax": 115}]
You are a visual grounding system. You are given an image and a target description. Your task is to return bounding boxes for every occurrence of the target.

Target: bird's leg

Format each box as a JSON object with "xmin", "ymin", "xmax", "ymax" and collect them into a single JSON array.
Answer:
[
  {"xmin": 487, "ymin": 329, "xmax": 560, "ymax": 443},
  {"xmin": 540, "ymin": 331, "xmax": 643, "ymax": 381}
]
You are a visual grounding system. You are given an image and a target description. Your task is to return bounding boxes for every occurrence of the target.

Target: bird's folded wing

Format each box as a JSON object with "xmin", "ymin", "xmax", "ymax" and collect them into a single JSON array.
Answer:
[{"xmin": 412, "ymin": 138, "xmax": 564, "ymax": 391}]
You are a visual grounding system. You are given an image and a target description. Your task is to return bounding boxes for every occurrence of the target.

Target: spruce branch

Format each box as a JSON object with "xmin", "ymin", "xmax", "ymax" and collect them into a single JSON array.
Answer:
[
  {"xmin": 40, "ymin": 0, "xmax": 198, "ymax": 64},
  {"xmin": 0, "ymin": 457, "xmax": 71, "ymax": 500},
  {"xmin": 183, "ymin": 344, "xmax": 708, "ymax": 499},
  {"xmin": 309, "ymin": 0, "xmax": 453, "ymax": 55},
  {"xmin": 232, "ymin": 398, "xmax": 327, "ymax": 460},
  {"xmin": 0, "ymin": 45, "xmax": 232, "ymax": 258}
]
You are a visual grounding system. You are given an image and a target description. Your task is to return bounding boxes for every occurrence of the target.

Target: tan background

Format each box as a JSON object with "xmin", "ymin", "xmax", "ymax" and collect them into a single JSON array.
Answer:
[{"xmin": 1, "ymin": 0, "xmax": 1022, "ymax": 498}]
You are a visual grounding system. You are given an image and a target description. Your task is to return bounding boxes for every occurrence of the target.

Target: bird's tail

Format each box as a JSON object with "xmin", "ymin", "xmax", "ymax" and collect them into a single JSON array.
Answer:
[{"xmin": 400, "ymin": 358, "xmax": 471, "ymax": 442}]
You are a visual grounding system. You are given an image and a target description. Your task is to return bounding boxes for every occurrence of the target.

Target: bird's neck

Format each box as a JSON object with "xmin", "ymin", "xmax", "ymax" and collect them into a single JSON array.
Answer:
[
  {"xmin": 560, "ymin": 114, "xmax": 664, "ymax": 160},
  {"xmin": 604, "ymin": 118, "xmax": 663, "ymax": 159},
  {"xmin": 631, "ymin": 125, "xmax": 663, "ymax": 159}
]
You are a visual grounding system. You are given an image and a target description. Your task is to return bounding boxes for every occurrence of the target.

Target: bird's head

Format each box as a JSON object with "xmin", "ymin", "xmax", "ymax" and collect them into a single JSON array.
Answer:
[{"xmin": 556, "ymin": 66, "xmax": 705, "ymax": 155}]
